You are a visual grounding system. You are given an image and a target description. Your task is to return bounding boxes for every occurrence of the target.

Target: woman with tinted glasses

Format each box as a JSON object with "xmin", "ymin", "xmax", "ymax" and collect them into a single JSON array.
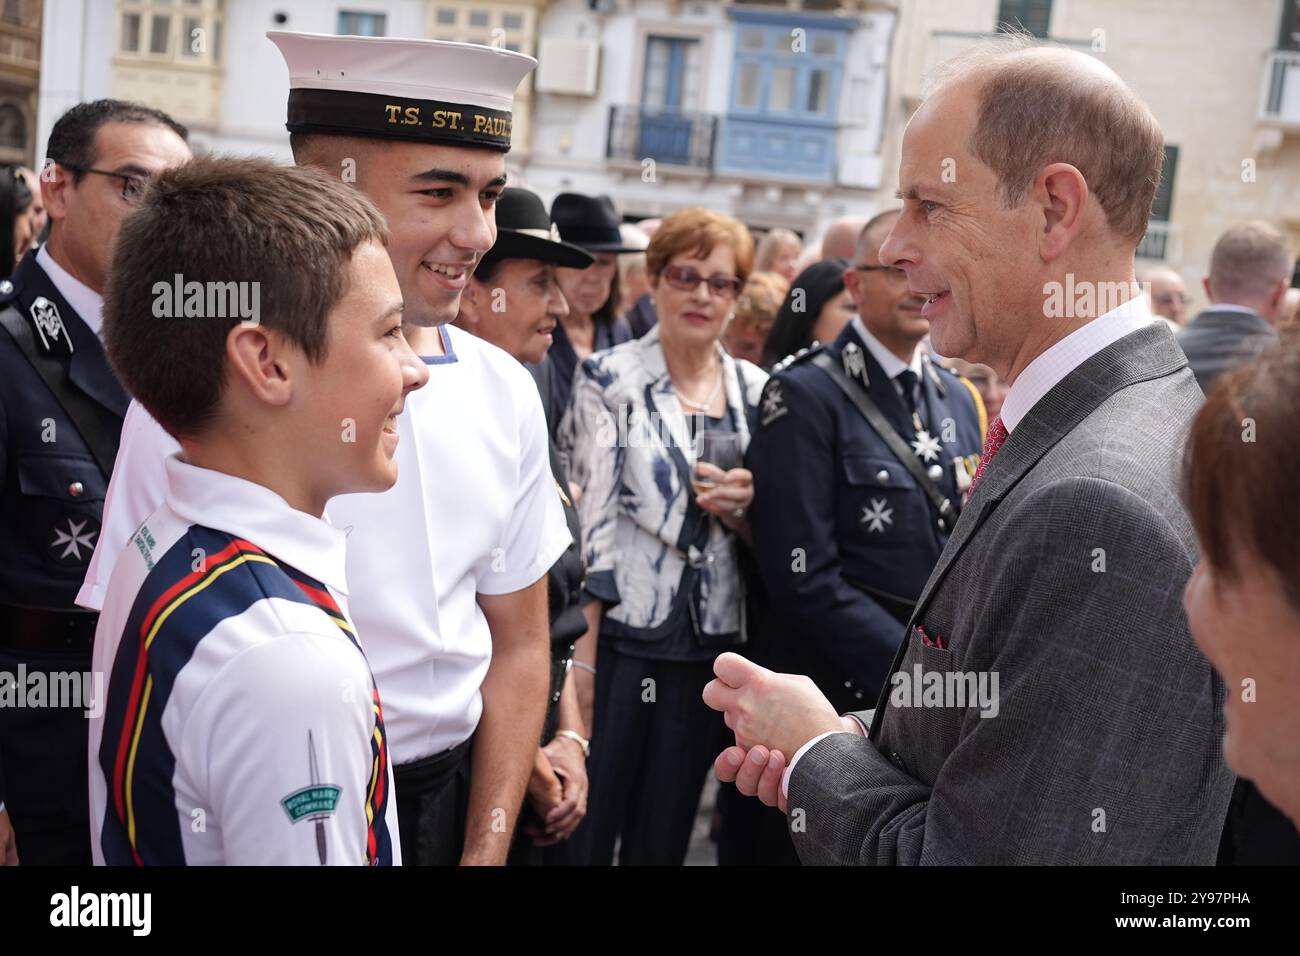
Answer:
[{"xmin": 559, "ymin": 206, "xmax": 767, "ymax": 865}]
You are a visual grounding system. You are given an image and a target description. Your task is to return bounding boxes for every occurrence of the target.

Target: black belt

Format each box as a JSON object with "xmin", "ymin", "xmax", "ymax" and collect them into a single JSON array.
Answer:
[
  {"xmin": 393, "ymin": 737, "xmax": 473, "ymax": 796},
  {"xmin": 0, "ymin": 604, "xmax": 97, "ymax": 653}
]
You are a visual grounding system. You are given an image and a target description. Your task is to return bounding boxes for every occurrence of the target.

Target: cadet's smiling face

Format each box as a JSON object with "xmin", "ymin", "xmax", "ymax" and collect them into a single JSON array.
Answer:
[
  {"xmin": 353, "ymin": 141, "xmax": 506, "ymax": 327},
  {"xmin": 297, "ymin": 240, "xmax": 428, "ymax": 499}
]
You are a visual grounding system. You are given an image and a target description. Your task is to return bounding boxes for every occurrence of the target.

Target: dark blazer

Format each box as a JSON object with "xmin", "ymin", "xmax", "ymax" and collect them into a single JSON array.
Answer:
[
  {"xmin": 1176, "ymin": 306, "xmax": 1278, "ymax": 395},
  {"xmin": 746, "ymin": 323, "xmax": 985, "ymax": 713},
  {"xmin": 0, "ymin": 251, "xmax": 127, "ymax": 609},
  {"xmin": 543, "ymin": 314, "xmax": 632, "ymax": 439},
  {"xmin": 787, "ymin": 323, "xmax": 1235, "ymax": 864}
]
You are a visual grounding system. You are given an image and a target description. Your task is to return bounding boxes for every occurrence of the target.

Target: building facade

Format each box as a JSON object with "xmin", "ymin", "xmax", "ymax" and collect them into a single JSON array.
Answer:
[
  {"xmin": 881, "ymin": 0, "xmax": 1299, "ymax": 308},
  {"xmin": 0, "ymin": 0, "xmax": 41, "ymax": 168}
]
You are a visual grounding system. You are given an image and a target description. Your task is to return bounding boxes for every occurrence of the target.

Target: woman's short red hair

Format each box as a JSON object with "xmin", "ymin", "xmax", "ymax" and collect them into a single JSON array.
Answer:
[{"xmin": 646, "ymin": 207, "xmax": 755, "ymax": 281}]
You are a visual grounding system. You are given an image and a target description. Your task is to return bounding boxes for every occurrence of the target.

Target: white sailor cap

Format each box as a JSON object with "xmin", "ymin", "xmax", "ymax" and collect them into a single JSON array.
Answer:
[{"xmin": 267, "ymin": 31, "xmax": 536, "ymax": 153}]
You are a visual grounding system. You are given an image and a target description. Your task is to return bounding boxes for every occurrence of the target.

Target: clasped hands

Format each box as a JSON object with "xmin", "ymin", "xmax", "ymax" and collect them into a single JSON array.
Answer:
[{"xmin": 702, "ymin": 652, "xmax": 858, "ymax": 813}]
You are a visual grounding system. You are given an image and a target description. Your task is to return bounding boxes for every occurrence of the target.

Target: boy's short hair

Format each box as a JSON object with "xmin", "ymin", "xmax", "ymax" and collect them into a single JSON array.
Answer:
[{"xmin": 104, "ymin": 156, "xmax": 390, "ymax": 439}]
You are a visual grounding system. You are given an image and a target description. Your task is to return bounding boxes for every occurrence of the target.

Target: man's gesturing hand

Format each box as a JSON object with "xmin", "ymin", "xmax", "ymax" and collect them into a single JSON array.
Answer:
[{"xmin": 702, "ymin": 652, "xmax": 844, "ymax": 765}]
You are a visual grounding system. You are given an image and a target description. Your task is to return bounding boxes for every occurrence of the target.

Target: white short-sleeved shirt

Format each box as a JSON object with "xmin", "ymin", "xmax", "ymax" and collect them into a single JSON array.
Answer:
[
  {"xmin": 81, "ymin": 324, "xmax": 570, "ymax": 764},
  {"xmin": 88, "ymin": 456, "xmax": 400, "ymax": 865}
]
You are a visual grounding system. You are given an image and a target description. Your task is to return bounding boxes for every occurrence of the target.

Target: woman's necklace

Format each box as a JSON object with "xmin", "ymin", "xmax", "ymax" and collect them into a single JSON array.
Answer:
[{"xmin": 674, "ymin": 363, "xmax": 722, "ymax": 413}]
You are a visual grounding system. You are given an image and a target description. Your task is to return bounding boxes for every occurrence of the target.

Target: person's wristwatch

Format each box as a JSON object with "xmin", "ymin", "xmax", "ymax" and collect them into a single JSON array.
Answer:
[{"xmin": 554, "ymin": 729, "xmax": 590, "ymax": 759}]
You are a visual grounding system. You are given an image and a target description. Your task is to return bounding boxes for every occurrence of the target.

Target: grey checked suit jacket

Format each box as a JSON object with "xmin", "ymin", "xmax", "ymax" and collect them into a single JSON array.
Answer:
[
  {"xmin": 787, "ymin": 323, "xmax": 1235, "ymax": 865},
  {"xmin": 1176, "ymin": 307, "xmax": 1278, "ymax": 396}
]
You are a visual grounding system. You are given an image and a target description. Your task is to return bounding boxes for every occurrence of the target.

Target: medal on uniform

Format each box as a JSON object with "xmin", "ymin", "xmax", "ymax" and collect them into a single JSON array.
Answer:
[
  {"xmin": 911, "ymin": 429, "xmax": 942, "ymax": 462},
  {"xmin": 953, "ymin": 455, "xmax": 973, "ymax": 494},
  {"xmin": 30, "ymin": 296, "xmax": 73, "ymax": 355}
]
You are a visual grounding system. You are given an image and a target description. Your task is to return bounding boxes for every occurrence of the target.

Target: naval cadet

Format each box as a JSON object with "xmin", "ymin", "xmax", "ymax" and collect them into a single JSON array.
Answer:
[
  {"xmin": 746, "ymin": 210, "xmax": 986, "ymax": 716},
  {"xmin": 0, "ymin": 100, "xmax": 189, "ymax": 864}
]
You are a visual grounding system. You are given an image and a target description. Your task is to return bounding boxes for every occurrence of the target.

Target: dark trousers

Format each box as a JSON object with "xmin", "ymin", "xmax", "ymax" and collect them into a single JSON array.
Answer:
[
  {"xmin": 1218, "ymin": 779, "xmax": 1300, "ymax": 865},
  {"xmin": 393, "ymin": 737, "xmax": 473, "ymax": 866},
  {"xmin": 716, "ymin": 781, "xmax": 801, "ymax": 865},
  {"xmin": 572, "ymin": 645, "xmax": 724, "ymax": 866},
  {"xmin": 0, "ymin": 647, "xmax": 93, "ymax": 865}
]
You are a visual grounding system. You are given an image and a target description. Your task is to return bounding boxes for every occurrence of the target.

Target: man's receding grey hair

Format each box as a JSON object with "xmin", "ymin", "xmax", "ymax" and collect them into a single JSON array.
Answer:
[
  {"xmin": 1209, "ymin": 221, "xmax": 1294, "ymax": 302},
  {"xmin": 922, "ymin": 30, "xmax": 1165, "ymax": 244}
]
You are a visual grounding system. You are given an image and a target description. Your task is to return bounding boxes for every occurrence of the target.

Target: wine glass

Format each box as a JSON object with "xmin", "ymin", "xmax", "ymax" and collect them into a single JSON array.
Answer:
[{"xmin": 692, "ymin": 430, "xmax": 742, "ymax": 497}]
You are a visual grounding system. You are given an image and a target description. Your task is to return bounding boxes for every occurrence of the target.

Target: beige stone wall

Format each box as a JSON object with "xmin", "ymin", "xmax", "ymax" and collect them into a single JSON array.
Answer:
[{"xmin": 875, "ymin": 0, "xmax": 1296, "ymax": 312}]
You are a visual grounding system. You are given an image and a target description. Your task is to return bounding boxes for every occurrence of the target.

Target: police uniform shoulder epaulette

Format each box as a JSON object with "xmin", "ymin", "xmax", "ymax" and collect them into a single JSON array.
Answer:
[
  {"xmin": 0, "ymin": 275, "xmax": 20, "ymax": 307},
  {"xmin": 770, "ymin": 344, "xmax": 822, "ymax": 376}
]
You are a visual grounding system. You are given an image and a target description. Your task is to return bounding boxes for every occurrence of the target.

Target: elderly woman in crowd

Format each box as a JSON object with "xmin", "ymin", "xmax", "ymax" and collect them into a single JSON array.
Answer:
[
  {"xmin": 559, "ymin": 206, "xmax": 767, "ymax": 865},
  {"xmin": 761, "ymin": 256, "xmax": 855, "ymax": 367},
  {"xmin": 754, "ymin": 227, "xmax": 801, "ymax": 284},
  {"xmin": 455, "ymin": 186, "xmax": 595, "ymax": 864},
  {"xmin": 723, "ymin": 270, "xmax": 790, "ymax": 368},
  {"xmin": 1183, "ymin": 343, "xmax": 1300, "ymax": 863},
  {"xmin": 545, "ymin": 192, "xmax": 636, "ymax": 426}
]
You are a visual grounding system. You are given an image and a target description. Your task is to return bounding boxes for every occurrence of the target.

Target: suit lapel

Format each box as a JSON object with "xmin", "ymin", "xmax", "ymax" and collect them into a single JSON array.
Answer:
[{"xmin": 908, "ymin": 322, "xmax": 1190, "ymax": 622}]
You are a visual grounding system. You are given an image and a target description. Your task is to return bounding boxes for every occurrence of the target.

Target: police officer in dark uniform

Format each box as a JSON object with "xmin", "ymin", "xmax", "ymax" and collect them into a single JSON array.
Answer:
[
  {"xmin": 747, "ymin": 208, "xmax": 986, "ymax": 715},
  {"xmin": 0, "ymin": 100, "xmax": 188, "ymax": 864}
]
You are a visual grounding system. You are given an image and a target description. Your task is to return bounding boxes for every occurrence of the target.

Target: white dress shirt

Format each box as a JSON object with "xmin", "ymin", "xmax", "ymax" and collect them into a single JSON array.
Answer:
[
  {"xmin": 79, "ymin": 323, "xmax": 571, "ymax": 766},
  {"xmin": 37, "ymin": 244, "xmax": 103, "ymax": 339},
  {"xmin": 781, "ymin": 292, "xmax": 1157, "ymax": 796},
  {"xmin": 852, "ymin": 316, "xmax": 924, "ymax": 396}
]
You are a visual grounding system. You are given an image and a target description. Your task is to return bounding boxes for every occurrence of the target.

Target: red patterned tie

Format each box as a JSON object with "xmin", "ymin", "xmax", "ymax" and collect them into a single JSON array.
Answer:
[{"xmin": 969, "ymin": 416, "xmax": 1007, "ymax": 494}]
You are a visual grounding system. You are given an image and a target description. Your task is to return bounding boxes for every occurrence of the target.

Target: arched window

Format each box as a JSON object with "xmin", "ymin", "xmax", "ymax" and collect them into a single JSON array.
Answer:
[{"xmin": 0, "ymin": 103, "xmax": 26, "ymax": 152}]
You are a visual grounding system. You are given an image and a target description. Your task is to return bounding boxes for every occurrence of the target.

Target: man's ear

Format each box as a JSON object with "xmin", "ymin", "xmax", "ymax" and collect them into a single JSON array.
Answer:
[
  {"xmin": 1265, "ymin": 277, "xmax": 1289, "ymax": 325},
  {"xmin": 458, "ymin": 279, "xmax": 485, "ymax": 328},
  {"xmin": 1034, "ymin": 162, "xmax": 1088, "ymax": 262},
  {"xmin": 1202, "ymin": 275, "xmax": 1214, "ymax": 304},
  {"xmin": 842, "ymin": 265, "xmax": 864, "ymax": 305},
  {"xmin": 41, "ymin": 164, "xmax": 72, "ymax": 224},
  {"xmin": 225, "ymin": 323, "xmax": 293, "ymax": 408}
]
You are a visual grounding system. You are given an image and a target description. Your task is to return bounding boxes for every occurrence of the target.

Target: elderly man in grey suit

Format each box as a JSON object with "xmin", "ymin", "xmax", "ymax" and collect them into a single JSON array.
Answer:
[
  {"xmin": 703, "ymin": 38, "xmax": 1235, "ymax": 865},
  {"xmin": 1177, "ymin": 221, "xmax": 1290, "ymax": 395}
]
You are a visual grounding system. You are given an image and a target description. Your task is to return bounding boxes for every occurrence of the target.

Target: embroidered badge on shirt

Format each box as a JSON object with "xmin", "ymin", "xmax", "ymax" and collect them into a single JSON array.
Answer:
[
  {"xmin": 280, "ymin": 731, "xmax": 341, "ymax": 865},
  {"xmin": 861, "ymin": 498, "xmax": 894, "ymax": 534},
  {"xmin": 30, "ymin": 296, "xmax": 74, "ymax": 356},
  {"xmin": 759, "ymin": 380, "xmax": 788, "ymax": 427},
  {"xmin": 842, "ymin": 342, "xmax": 867, "ymax": 383},
  {"xmin": 51, "ymin": 515, "xmax": 97, "ymax": 562}
]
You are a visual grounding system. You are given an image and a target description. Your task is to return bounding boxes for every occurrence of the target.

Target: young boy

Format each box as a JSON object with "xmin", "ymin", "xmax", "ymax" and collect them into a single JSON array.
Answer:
[{"xmin": 87, "ymin": 156, "xmax": 427, "ymax": 865}]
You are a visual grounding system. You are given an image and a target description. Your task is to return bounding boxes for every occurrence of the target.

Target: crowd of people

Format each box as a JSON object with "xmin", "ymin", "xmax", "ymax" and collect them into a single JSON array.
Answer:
[{"xmin": 0, "ymin": 28, "xmax": 1297, "ymax": 867}]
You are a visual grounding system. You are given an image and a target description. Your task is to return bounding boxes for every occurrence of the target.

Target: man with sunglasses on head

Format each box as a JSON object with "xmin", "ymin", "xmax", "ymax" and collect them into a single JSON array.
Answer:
[
  {"xmin": 746, "ymin": 209, "xmax": 985, "ymax": 721},
  {"xmin": 0, "ymin": 99, "xmax": 190, "ymax": 865}
]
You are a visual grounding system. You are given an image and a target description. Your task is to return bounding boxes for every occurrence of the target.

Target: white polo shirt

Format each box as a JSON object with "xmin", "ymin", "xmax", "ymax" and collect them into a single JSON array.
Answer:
[
  {"xmin": 88, "ymin": 456, "xmax": 399, "ymax": 865},
  {"xmin": 80, "ymin": 324, "xmax": 570, "ymax": 765}
]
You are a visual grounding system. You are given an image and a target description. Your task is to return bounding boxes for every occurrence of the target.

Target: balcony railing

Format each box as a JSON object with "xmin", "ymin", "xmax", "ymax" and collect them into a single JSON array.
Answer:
[
  {"xmin": 606, "ymin": 105, "xmax": 717, "ymax": 171},
  {"xmin": 1260, "ymin": 50, "xmax": 1300, "ymax": 126},
  {"xmin": 1136, "ymin": 221, "xmax": 1181, "ymax": 262}
]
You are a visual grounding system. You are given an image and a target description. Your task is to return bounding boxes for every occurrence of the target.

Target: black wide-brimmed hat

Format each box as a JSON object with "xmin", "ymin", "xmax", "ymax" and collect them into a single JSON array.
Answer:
[
  {"xmin": 479, "ymin": 187, "xmax": 594, "ymax": 270},
  {"xmin": 550, "ymin": 192, "xmax": 639, "ymax": 252}
]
